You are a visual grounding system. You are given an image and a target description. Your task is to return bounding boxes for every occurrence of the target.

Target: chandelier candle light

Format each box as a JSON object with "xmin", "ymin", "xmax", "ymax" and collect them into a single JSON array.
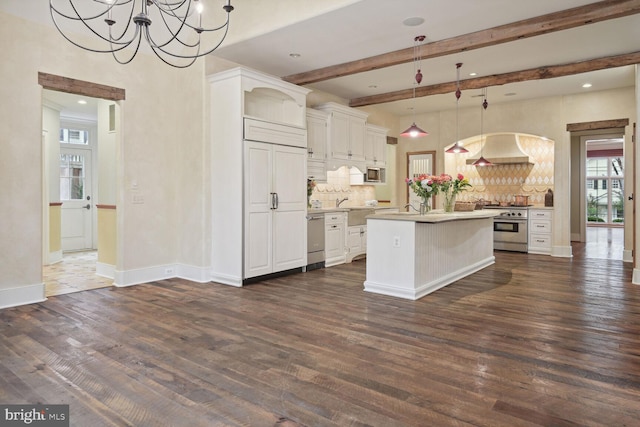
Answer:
[
  {"xmin": 400, "ymin": 35, "xmax": 428, "ymax": 138},
  {"xmin": 49, "ymin": 0, "xmax": 234, "ymax": 68},
  {"xmin": 445, "ymin": 63, "xmax": 469, "ymax": 154}
]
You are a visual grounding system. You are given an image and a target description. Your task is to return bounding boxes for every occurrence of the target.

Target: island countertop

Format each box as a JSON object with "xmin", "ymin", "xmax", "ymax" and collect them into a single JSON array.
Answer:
[{"xmin": 368, "ymin": 209, "xmax": 505, "ymax": 223}]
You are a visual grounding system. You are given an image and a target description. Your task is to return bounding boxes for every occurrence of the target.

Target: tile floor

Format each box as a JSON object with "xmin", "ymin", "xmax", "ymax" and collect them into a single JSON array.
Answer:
[{"xmin": 43, "ymin": 250, "xmax": 112, "ymax": 297}]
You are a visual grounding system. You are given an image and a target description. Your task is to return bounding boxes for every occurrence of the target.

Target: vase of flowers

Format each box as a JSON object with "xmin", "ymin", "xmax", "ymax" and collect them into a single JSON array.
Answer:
[
  {"xmin": 440, "ymin": 173, "xmax": 472, "ymax": 212},
  {"xmin": 406, "ymin": 174, "xmax": 440, "ymax": 214},
  {"xmin": 307, "ymin": 178, "xmax": 316, "ymax": 208}
]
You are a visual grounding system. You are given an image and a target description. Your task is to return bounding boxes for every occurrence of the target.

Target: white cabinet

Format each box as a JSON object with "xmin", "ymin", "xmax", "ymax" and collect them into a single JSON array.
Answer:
[
  {"xmin": 209, "ymin": 67, "xmax": 311, "ymax": 286},
  {"xmin": 325, "ymin": 212, "xmax": 346, "ymax": 266},
  {"xmin": 347, "ymin": 225, "xmax": 367, "ymax": 262},
  {"xmin": 365, "ymin": 124, "xmax": 388, "ymax": 167},
  {"xmin": 528, "ymin": 208, "xmax": 553, "ymax": 255},
  {"xmin": 244, "ymin": 141, "xmax": 308, "ymax": 278},
  {"xmin": 315, "ymin": 102, "xmax": 368, "ymax": 169},
  {"xmin": 306, "ymin": 109, "xmax": 328, "ymax": 182}
]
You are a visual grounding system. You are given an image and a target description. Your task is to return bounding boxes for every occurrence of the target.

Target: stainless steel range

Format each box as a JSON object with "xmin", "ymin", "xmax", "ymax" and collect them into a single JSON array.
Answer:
[{"xmin": 485, "ymin": 206, "xmax": 528, "ymax": 252}]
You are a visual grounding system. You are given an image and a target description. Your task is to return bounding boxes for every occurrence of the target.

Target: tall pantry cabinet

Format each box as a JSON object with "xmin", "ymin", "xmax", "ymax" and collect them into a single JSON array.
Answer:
[{"xmin": 208, "ymin": 67, "xmax": 311, "ymax": 286}]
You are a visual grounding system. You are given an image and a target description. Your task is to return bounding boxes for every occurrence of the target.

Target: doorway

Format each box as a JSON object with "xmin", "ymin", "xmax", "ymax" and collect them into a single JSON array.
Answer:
[
  {"xmin": 406, "ymin": 151, "xmax": 436, "ymax": 209},
  {"xmin": 40, "ymin": 73, "xmax": 124, "ymax": 296},
  {"xmin": 570, "ymin": 120, "xmax": 630, "ymax": 262}
]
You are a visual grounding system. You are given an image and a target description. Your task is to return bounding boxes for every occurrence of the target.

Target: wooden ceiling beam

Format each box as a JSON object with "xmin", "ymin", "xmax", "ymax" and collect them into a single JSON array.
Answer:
[
  {"xmin": 349, "ymin": 51, "xmax": 640, "ymax": 107},
  {"xmin": 283, "ymin": 0, "xmax": 640, "ymax": 86}
]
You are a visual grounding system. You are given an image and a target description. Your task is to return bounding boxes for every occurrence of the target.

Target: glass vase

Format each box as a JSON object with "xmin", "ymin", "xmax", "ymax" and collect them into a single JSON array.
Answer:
[
  {"xmin": 444, "ymin": 192, "xmax": 456, "ymax": 213},
  {"xmin": 420, "ymin": 197, "xmax": 431, "ymax": 215}
]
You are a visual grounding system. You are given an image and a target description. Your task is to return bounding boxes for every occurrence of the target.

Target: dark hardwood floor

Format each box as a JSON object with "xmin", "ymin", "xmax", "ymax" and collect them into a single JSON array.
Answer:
[{"xmin": 2, "ymin": 247, "xmax": 640, "ymax": 426}]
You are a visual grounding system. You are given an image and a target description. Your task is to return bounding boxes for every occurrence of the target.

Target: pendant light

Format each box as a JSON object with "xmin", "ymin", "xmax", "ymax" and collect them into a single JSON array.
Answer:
[
  {"xmin": 400, "ymin": 35, "xmax": 428, "ymax": 138},
  {"xmin": 446, "ymin": 62, "xmax": 469, "ymax": 153},
  {"xmin": 472, "ymin": 87, "xmax": 492, "ymax": 166}
]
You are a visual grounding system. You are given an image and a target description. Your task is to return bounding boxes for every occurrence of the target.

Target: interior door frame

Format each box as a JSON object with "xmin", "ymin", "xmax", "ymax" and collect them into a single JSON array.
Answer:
[
  {"xmin": 406, "ymin": 150, "xmax": 436, "ymax": 207},
  {"xmin": 39, "ymin": 72, "xmax": 125, "ymax": 274}
]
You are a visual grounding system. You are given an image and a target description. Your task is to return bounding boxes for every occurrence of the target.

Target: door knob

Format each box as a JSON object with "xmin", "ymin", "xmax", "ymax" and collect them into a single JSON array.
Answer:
[{"xmin": 84, "ymin": 204, "xmax": 91, "ymax": 210}]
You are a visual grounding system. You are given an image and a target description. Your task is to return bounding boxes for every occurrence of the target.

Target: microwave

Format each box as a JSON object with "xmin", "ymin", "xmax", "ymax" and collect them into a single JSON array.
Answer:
[{"xmin": 365, "ymin": 167, "xmax": 385, "ymax": 183}]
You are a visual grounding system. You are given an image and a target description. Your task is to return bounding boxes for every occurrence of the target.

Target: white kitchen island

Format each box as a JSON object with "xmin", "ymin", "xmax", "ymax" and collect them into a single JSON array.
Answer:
[{"xmin": 364, "ymin": 210, "xmax": 503, "ymax": 300}]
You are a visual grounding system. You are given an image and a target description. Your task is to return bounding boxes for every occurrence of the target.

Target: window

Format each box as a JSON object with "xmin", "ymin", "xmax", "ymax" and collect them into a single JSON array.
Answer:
[
  {"xmin": 60, "ymin": 128, "xmax": 89, "ymax": 145},
  {"xmin": 59, "ymin": 153, "xmax": 85, "ymax": 200},
  {"xmin": 586, "ymin": 156, "xmax": 623, "ymax": 224}
]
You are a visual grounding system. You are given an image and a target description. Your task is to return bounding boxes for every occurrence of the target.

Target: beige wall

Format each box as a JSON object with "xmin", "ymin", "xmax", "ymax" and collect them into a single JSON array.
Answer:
[
  {"xmin": 0, "ymin": 10, "xmax": 205, "ymax": 300},
  {"xmin": 394, "ymin": 87, "xmax": 636, "ymax": 255}
]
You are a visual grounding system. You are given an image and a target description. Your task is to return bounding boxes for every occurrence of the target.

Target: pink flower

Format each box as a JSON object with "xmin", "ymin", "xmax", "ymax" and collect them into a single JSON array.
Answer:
[{"xmin": 457, "ymin": 173, "xmax": 464, "ymax": 180}]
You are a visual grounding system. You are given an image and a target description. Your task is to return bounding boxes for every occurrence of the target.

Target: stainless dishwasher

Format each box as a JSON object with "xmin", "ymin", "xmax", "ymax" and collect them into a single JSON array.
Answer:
[{"xmin": 306, "ymin": 213, "xmax": 325, "ymax": 271}]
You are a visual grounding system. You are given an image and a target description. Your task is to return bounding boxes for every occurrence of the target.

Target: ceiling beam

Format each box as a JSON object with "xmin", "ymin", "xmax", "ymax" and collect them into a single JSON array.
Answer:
[
  {"xmin": 349, "ymin": 51, "xmax": 640, "ymax": 107},
  {"xmin": 283, "ymin": 0, "xmax": 640, "ymax": 86}
]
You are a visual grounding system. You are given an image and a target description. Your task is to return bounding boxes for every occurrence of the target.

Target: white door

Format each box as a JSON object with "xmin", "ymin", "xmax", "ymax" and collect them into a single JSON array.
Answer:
[
  {"xmin": 244, "ymin": 141, "xmax": 273, "ymax": 278},
  {"xmin": 407, "ymin": 152, "xmax": 434, "ymax": 209},
  {"xmin": 272, "ymin": 144, "xmax": 307, "ymax": 272},
  {"xmin": 60, "ymin": 147, "xmax": 93, "ymax": 251}
]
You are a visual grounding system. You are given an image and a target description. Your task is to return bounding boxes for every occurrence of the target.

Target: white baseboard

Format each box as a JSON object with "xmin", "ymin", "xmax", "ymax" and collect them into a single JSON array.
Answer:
[
  {"xmin": 48, "ymin": 250, "xmax": 63, "ymax": 265},
  {"xmin": 0, "ymin": 283, "xmax": 46, "ymax": 310},
  {"xmin": 632, "ymin": 268, "xmax": 640, "ymax": 285},
  {"xmin": 551, "ymin": 245, "xmax": 573, "ymax": 258},
  {"xmin": 96, "ymin": 262, "xmax": 115, "ymax": 279},
  {"xmin": 210, "ymin": 271, "xmax": 243, "ymax": 287},
  {"xmin": 623, "ymin": 250, "xmax": 633, "ymax": 263},
  {"xmin": 178, "ymin": 264, "xmax": 211, "ymax": 283},
  {"xmin": 114, "ymin": 263, "xmax": 225, "ymax": 287}
]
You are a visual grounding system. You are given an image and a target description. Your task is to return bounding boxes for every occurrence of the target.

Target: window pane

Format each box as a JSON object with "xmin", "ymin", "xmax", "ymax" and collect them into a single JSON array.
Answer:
[
  {"xmin": 610, "ymin": 158, "xmax": 623, "ymax": 177},
  {"xmin": 59, "ymin": 153, "xmax": 85, "ymax": 200},
  {"xmin": 587, "ymin": 185, "xmax": 607, "ymax": 223},
  {"xmin": 612, "ymin": 179, "xmax": 624, "ymax": 223},
  {"xmin": 586, "ymin": 158, "xmax": 608, "ymax": 177},
  {"xmin": 60, "ymin": 128, "xmax": 89, "ymax": 145}
]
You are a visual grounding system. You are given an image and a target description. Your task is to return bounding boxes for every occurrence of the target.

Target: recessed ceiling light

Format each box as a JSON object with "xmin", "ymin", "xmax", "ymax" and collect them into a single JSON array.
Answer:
[
  {"xmin": 77, "ymin": 99, "xmax": 87, "ymax": 105},
  {"xmin": 504, "ymin": 92, "xmax": 517, "ymax": 97},
  {"xmin": 469, "ymin": 72, "xmax": 477, "ymax": 76},
  {"xmin": 403, "ymin": 17, "xmax": 425, "ymax": 27},
  {"xmin": 289, "ymin": 53, "xmax": 301, "ymax": 58},
  {"xmin": 582, "ymin": 83, "xmax": 592, "ymax": 88}
]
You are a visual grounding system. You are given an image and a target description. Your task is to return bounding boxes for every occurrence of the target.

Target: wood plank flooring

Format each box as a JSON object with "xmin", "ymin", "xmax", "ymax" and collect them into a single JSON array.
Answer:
[{"xmin": 3, "ymin": 250, "xmax": 640, "ymax": 426}]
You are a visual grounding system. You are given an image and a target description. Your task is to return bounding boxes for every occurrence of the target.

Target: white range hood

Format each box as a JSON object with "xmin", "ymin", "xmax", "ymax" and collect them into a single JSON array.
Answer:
[{"xmin": 466, "ymin": 133, "xmax": 533, "ymax": 165}]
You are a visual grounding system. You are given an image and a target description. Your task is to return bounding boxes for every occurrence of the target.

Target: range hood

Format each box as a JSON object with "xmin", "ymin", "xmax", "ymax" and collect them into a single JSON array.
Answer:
[{"xmin": 466, "ymin": 133, "xmax": 533, "ymax": 165}]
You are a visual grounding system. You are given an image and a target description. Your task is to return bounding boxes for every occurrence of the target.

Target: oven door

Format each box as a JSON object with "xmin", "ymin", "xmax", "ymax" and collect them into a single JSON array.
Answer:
[{"xmin": 493, "ymin": 219, "xmax": 528, "ymax": 251}]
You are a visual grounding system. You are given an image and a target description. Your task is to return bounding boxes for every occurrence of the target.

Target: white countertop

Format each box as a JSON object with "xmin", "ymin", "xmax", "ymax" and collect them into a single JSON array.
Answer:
[
  {"xmin": 308, "ymin": 206, "xmax": 399, "ymax": 213},
  {"xmin": 368, "ymin": 209, "xmax": 505, "ymax": 223}
]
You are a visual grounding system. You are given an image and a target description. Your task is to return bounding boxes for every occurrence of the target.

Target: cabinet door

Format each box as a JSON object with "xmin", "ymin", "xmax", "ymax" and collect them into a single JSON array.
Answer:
[
  {"xmin": 347, "ymin": 226, "xmax": 362, "ymax": 254},
  {"xmin": 307, "ymin": 114, "xmax": 327, "ymax": 161},
  {"xmin": 349, "ymin": 116, "xmax": 366, "ymax": 161},
  {"xmin": 330, "ymin": 111, "xmax": 350, "ymax": 160},
  {"xmin": 272, "ymin": 145, "xmax": 308, "ymax": 272},
  {"xmin": 365, "ymin": 128, "xmax": 387, "ymax": 166},
  {"xmin": 244, "ymin": 141, "xmax": 273, "ymax": 278},
  {"xmin": 325, "ymin": 224, "xmax": 344, "ymax": 259}
]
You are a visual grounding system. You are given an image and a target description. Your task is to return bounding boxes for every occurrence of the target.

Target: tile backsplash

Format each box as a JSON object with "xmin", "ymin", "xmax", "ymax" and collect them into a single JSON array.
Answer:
[
  {"xmin": 448, "ymin": 134, "xmax": 555, "ymax": 205},
  {"xmin": 310, "ymin": 166, "xmax": 376, "ymax": 208}
]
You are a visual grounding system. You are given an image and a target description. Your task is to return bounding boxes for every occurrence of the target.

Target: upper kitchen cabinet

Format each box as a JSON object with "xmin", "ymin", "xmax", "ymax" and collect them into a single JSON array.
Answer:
[
  {"xmin": 315, "ymin": 102, "xmax": 369, "ymax": 170},
  {"xmin": 208, "ymin": 67, "xmax": 310, "ymax": 286},
  {"xmin": 365, "ymin": 124, "xmax": 388, "ymax": 167},
  {"xmin": 306, "ymin": 108, "xmax": 329, "ymax": 182}
]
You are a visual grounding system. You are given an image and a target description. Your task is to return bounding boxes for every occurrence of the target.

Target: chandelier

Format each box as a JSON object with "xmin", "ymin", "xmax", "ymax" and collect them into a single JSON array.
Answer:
[
  {"xmin": 49, "ymin": 0, "xmax": 234, "ymax": 68},
  {"xmin": 400, "ymin": 35, "xmax": 428, "ymax": 138},
  {"xmin": 472, "ymin": 87, "xmax": 492, "ymax": 166},
  {"xmin": 445, "ymin": 62, "xmax": 469, "ymax": 154}
]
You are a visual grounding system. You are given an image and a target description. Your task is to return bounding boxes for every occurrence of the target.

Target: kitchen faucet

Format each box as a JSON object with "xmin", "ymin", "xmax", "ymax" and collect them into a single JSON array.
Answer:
[
  {"xmin": 404, "ymin": 203, "xmax": 420, "ymax": 212},
  {"xmin": 336, "ymin": 197, "xmax": 349, "ymax": 207}
]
